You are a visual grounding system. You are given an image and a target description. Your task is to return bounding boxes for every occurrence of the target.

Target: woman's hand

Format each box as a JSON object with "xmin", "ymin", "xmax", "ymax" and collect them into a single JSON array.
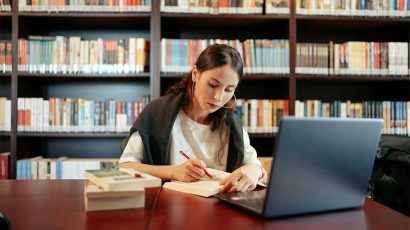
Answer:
[
  {"xmin": 171, "ymin": 159, "xmax": 208, "ymax": 182},
  {"xmin": 219, "ymin": 164, "xmax": 262, "ymax": 193}
]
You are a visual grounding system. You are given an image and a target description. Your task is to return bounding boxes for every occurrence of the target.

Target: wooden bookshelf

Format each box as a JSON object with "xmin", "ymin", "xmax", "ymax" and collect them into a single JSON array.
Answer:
[
  {"xmin": 0, "ymin": 132, "xmax": 11, "ymax": 137},
  {"xmin": 296, "ymin": 75, "xmax": 410, "ymax": 81},
  {"xmin": 17, "ymin": 12, "xmax": 151, "ymax": 17},
  {"xmin": 0, "ymin": 12, "xmax": 12, "ymax": 17},
  {"xmin": 161, "ymin": 12, "xmax": 290, "ymax": 20},
  {"xmin": 0, "ymin": 10, "xmax": 12, "ymax": 156},
  {"xmin": 2, "ymin": 2, "xmax": 154, "ymax": 179},
  {"xmin": 1, "ymin": 1, "xmax": 409, "ymax": 178},
  {"xmin": 17, "ymin": 73, "xmax": 150, "ymax": 79},
  {"xmin": 295, "ymin": 15, "xmax": 410, "ymax": 22},
  {"xmin": 17, "ymin": 132, "xmax": 129, "ymax": 138},
  {"xmin": 0, "ymin": 73, "xmax": 11, "ymax": 77}
]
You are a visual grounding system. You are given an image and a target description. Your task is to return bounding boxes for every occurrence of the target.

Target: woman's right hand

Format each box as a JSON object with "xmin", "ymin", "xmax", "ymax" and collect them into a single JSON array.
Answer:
[{"xmin": 171, "ymin": 159, "xmax": 207, "ymax": 182}]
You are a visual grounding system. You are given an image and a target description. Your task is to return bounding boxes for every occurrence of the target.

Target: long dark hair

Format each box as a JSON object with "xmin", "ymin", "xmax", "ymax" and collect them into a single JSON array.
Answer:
[{"xmin": 166, "ymin": 43, "xmax": 244, "ymax": 165}]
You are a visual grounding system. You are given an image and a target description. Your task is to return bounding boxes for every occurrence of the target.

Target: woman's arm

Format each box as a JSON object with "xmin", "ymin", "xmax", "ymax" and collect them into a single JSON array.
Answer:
[
  {"xmin": 120, "ymin": 132, "xmax": 210, "ymax": 182},
  {"xmin": 119, "ymin": 162, "xmax": 176, "ymax": 180},
  {"xmin": 119, "ymin": 158, "xmax": 209, "ymax": 182}
]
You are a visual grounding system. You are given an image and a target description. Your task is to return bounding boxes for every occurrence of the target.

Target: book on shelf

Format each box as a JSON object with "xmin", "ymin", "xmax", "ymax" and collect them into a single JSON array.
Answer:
[
  {"xmin": 161, "ymin": 0, "xmax": 263, "ymax": 14},
  {"xmin": 161, "ymin": 38, "xmax": 290, "ymax": 74},
  {"xmin": 84, "ymin": 181, "xmax": 145, "ymax": 211},
  {"xmin": 18, "ymin": 0, "xmax": 151, "ymax": 12},
  {"xmin": 296, "ymin": 41, "xmax": 409, "ymax": 76},
  {"xmin": 0, "ymin": 0, "xmax": 11, "ymax": 12},
  {"xmin": 16, "ymin": 157, "xmax": 118, "ymax": 180},
  {"xmin": 235, "ymin": 99, "xmax": 289, "ymax": 134},
  {"xmin": 18, "ymin": 36, "xmax": 149, "ymax": 74},
  {"xmin": 16, "ymin": 96, "xmax": 150, "ymax": 133},
  {"xmin": 0, "ymin": 152, "xmax": 10, "ymax": 180},
  {"xmin": 266, "ymin": 0, "xmax": 290, "ymax": 14},
  {"xmin": 85, "ymin": 168, "xmax": 161, "ymax": 191},
  {"xmin": 294, "ymin": 100, "xmax": 410, "ymax": 136},
  {"xmin": 0, "ymin": 97, "xmax": 11, "ymax": 132},
  {"xmin": 162, "ymin": 168, "xmax": 266, "ymax": 198},
  {"xmin": 0, "ymin": 41, "xmax": 12, "ymax": 73},
  {"xmin": 296, "ymin": 0, "xmax": 409, "ymax": 17}
]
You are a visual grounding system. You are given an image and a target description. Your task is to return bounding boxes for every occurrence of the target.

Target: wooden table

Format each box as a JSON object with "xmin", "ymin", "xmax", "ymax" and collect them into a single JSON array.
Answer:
[{"xmin": 0, "ymin": 180, "xmax": 408, "ymax": 230}]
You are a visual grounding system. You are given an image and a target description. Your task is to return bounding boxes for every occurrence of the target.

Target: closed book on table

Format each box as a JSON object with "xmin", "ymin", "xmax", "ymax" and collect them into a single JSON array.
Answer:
[
  {"xmin": 84, "ymin": 181, "xmax": 145, "ymax": 211},
  {"xmin": 84, "ymin": 168, "xmax": 161, "ymax": 191}
]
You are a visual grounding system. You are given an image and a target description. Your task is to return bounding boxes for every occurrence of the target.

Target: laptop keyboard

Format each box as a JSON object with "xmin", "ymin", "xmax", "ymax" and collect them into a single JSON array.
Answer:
[
  {"xmin": 236, "ymin": 197, "xmax": 264, "ymax": 210},
  {"xmin": 215, "ymin": 189, "xmax": 267, "ymax": 213}
]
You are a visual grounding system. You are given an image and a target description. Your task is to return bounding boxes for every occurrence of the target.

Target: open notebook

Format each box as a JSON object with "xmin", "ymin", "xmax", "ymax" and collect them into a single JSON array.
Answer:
[{"xmin": 162, "ymin": 168, "xmax": 265, "ymax": 197}]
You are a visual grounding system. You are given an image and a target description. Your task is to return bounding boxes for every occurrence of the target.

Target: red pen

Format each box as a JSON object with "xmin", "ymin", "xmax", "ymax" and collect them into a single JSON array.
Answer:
[
  {"xmin": 134, "ymin": 173, "xmax": 141, "ymax": 178},
  {"xmin": 180, "ymin": 151, "xmax": 213, "ymax": 179}
]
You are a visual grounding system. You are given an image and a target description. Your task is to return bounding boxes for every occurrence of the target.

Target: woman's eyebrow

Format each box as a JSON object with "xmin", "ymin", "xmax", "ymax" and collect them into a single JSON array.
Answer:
[{"xmin": 211, "ymin": 77, "xmax": 236, "ymax": 87}]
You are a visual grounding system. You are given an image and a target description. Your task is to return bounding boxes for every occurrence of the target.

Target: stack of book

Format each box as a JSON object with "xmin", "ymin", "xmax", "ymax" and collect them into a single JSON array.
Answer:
[{"xmin": 84, "ymin": 168, "xmax": 161, "ymax": 211}]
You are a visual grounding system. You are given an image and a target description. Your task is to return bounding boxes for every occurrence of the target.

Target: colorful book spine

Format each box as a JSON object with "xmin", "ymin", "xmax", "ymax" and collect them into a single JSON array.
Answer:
[
  {"xmin": 17, "ymin": 97, "xmax": 150, "ymax": 133},
  {"xmin": 161, "ymin": 39, "xmax": 290, "ymax": 74},
  {"xmin": 18, "ymin": 36, "xmax": 150, "ymax": 74},
  {"xmin": 0, "ymin": 97, "xmax": 11, "ymax": 132},
  {"xmin": 0, "ymin": 0, "xmax": 11, "ymax": 12},
  {"xmin": 235, "ymin": 99, "xmax": 289, "ymax": 134},
  {"xmin": 296, "ymin": 41, "xmax": 409, "ymax": 76},
  {"xmin": 295, "ymin": 100, "xmax": 410, "ymax": 136},
  {"xmin": 16, "ymin": 157, "xmax": 118, "ymax": 180},
  {"xmin": 19, "ymin": 0, "xmax": 151, "ymax": 12},
  {"xmin": 296, "ymin": 0, "xmax": 409, "ymax": 17},
  {"xmin": 0, "ymin": 152, "xmax": 10, "ymax": 179},
  {"xmin": 0, "ymin": 41, "xmax": 12, "ymax": 73},
  {"xmin": 161, "ymin": 0, "xmax": 264, "ymax": 14}
]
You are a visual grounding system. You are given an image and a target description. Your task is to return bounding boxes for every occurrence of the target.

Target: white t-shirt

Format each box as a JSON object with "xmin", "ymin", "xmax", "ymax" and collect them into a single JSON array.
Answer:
[{"xmin": 120, "ymin": 109, "xmax": 261, "ymax": 171}]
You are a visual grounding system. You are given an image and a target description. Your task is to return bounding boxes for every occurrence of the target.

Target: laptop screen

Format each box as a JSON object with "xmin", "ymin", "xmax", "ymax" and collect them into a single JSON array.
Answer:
[
  {"xmin": 215, "ymin": 117, "xmax": 383, "ymax": 218},
  {"xmin": 263, "ymin": 117, "xmax": 383, "ymax": 218}
]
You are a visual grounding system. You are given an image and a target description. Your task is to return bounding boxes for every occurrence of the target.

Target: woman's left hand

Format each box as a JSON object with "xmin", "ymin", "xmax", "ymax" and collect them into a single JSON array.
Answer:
[{"xmin": 219, "ymin": 164, "xmax": 261, "ymax": 193}]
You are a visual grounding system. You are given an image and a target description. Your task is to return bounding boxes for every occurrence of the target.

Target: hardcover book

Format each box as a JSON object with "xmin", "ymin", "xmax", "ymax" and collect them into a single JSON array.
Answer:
[
  {"xmin": 84, "ymin": 168, "xmax": 161, "ymax": 191},
  {"xmin": 84, "ymin": 181, "xmax": 145, "ymax": 211}
]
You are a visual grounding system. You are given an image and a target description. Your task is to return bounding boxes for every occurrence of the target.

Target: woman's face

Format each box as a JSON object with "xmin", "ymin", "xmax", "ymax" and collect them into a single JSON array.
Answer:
[{"xmin": 192, "ymin": 64, "xmax": 239, "ymax": 114}]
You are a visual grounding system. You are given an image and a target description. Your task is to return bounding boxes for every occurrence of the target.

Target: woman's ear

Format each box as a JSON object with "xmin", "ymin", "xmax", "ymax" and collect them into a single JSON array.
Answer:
[{"xmin": 192, "ymin": 66, "xmax": 198, "ymax": 82}]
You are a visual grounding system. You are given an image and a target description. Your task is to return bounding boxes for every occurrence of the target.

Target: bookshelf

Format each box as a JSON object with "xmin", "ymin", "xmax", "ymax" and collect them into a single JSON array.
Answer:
[
  {"xmin": 1, "ymin": 0, "xmax": 410, "ymax": 179},
  {"xmin": 296, "ymin": 16, "xmax": 410, "ymax": 101},
  {"xmin": 0, "ymin": 8, "xmax": 11, "ymax": 156},
  {"xmin": 2, "ymin": 1, "xmax": 155, "ymax": 179}
]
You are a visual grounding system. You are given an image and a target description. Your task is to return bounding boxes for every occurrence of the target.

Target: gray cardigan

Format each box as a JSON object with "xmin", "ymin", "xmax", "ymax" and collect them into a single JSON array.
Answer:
[{"xmin": 129, "ymin": 92, "xmax": 245, "ymax": 172}]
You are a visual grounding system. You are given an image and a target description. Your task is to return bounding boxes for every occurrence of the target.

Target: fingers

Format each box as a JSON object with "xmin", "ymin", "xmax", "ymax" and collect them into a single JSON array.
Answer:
[
  {"xmin": 186, "ymin": 167, "xmax": 203, "ymax": 180},
  {"xmin": 220, "ymin": 174, "xmax": 241, "ymax": 193},
  {"xmin": 182, "ymin": 159, "xmax": 208, "ymax": 180},
  {"xmin": 220, "ymin": 171, "xmax": 258, "ymax": 193},
  {"xmin": 180, "ymin": 173, "xmax": 199, "ymax": 182},
  {"xmin": 189, "ymin": 159, "xmax": 209, "ymax": 178},
  {"xmin": 191, "ymin": 159, "xmax": 206, "ymax": 169},
  {"xmin": 220, "ymin": 173, "xmax": 233, "ymax": 185}
]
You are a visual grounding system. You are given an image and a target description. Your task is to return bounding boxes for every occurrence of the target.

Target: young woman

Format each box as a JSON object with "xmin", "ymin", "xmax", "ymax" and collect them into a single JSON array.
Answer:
[{"xmin": 119, "ymin": 44, "xmax": 267, "ymax": 193}]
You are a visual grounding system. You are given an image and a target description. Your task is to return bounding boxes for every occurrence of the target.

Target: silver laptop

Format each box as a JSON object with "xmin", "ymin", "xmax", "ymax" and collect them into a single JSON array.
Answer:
[{"xmin": 215, "ymin": 117, "xmax": 383, "ymax": 218}]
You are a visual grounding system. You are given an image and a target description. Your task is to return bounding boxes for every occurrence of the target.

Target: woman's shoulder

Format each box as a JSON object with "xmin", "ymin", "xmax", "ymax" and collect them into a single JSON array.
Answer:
[
  {"xmin": 144, "ymin": 92, "xmax": 183, "ymax": 111},
  {"xmin": 137, "ymin": 92, "xmax": 185, "ymax": 123}
]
